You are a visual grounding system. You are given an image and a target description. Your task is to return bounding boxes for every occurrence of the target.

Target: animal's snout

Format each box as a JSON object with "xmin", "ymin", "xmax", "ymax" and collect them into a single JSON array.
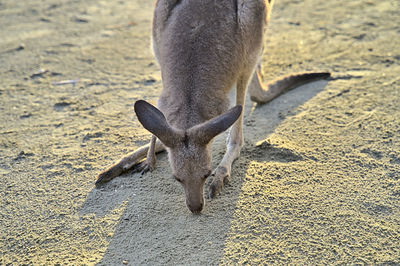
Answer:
[{"xmin": 187, "ymin": 201, "xmax": 204, "ymax": 214}]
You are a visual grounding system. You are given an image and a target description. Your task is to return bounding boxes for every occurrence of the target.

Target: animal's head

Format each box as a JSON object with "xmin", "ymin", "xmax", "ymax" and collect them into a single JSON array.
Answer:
[{"xmin": 134, "ymin": 100, "xmax": 242, "ymax": 213}]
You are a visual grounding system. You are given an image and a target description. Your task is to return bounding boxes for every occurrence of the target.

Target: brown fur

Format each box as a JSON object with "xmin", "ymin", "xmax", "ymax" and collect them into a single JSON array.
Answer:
[{"xmin": 96, "ymin": 0, "xmax": 330, "ymax": 213}]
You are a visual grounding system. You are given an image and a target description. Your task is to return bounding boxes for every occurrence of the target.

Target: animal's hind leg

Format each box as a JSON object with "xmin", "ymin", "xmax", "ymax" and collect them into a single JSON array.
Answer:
[
  {"xmin": 95, "ymin": 136, "xmax": 165, "ymax": 186},
  {"xmin": 209, "ymin": 72, "xmax": 250, "ymax": 198}
]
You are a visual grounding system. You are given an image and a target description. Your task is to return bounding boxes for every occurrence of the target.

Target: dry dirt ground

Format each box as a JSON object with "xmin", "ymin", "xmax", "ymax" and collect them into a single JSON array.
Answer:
[{"xmin": 1, "ymin": 0, "xmax": 399, "ymax": 264}]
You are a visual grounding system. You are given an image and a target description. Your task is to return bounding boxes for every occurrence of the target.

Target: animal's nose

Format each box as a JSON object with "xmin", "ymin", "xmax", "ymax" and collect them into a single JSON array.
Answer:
[{"xmin": 187, "ymin": 202, "xmax": 203, "ymax": 214}]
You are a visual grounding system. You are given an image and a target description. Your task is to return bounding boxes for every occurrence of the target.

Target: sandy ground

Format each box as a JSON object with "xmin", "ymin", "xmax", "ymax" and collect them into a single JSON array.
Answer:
[{"xmin": 1, "ymin": 0, "xmax": 399, "ymax": 264}]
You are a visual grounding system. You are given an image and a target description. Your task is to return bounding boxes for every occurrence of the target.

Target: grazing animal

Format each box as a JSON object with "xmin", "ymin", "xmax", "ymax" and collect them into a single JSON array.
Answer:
[{"xmin": 96, "ymin": 0, "xmax": 330, "ymax": 213}]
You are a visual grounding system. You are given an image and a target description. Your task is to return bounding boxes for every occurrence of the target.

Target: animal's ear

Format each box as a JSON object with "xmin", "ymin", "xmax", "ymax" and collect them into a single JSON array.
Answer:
[
  {"xmin": 189, "ymin": 105, "xmax": 242, "ymax": 145},
  {"xmin": 134, "ymin": 100, "xmax": 178, "ymax": 147}
]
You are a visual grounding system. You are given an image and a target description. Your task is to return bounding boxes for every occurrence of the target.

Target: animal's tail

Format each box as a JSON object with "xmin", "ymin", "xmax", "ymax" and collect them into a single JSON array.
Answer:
[{"xmin": 249, "ymin": 72, "xmax": 331, "ymax": 104}]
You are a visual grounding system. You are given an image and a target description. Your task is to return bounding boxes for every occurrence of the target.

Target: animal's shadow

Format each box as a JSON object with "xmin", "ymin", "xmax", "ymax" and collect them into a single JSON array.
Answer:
[{"xmin": 80, "ymin": 80, "xmax": 329, "ymax": 265}]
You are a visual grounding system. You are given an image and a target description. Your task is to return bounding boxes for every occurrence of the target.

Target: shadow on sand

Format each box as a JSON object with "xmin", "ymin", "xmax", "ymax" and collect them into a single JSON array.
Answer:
[{"xmin": 79, "ymin": 80, "xmax": 329, "ymax": 265}]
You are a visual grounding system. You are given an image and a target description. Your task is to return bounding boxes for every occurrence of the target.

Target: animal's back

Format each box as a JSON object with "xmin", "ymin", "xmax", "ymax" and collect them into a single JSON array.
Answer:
[
  {"xmin": 152, "ymin": 0, "xmax": 266, "ymax": 125},
  {"xmin": 155, "ymin": 0, "xmax": 242, "ymax": 91}
]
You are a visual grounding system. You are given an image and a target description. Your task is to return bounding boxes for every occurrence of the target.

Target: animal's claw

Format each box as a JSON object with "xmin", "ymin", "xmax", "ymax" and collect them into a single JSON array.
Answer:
[
  {"xmin": 131, "ymin": 161, "xmax": 153, "ymax": 175},
  {"xmin": 208, "ymin": 166, "xmax": 230, "ymax": 198},
  {"xmin": 140, "ymin": 164, "xmax": 153, "ymax": 175}
]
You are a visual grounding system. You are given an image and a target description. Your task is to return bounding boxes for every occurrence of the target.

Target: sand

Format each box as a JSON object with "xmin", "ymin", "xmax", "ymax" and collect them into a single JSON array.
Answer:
[{"xmin": 1, "ymin": 0, "xmax": 399, "ymax": 264}]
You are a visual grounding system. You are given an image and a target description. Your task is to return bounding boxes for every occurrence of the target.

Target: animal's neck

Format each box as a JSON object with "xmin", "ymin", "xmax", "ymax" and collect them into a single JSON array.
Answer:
[
  {"xmin": 157, "ymin": 69, "xmax": 232, "ymax": 130},
  {"xmin": 158, "ymin": 90, "xmax": 205, "ymax": 130}
]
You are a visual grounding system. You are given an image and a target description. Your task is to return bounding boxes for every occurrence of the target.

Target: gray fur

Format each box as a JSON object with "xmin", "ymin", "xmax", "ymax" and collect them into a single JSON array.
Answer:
[{"xmin": 96, "ymin": 0, "xmax": 330, "ymax": 214}]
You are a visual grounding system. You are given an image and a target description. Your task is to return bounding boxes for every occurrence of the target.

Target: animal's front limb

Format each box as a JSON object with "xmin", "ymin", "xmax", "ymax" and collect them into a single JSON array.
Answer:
[
  {"xmin": 209, "ymin": 73, "xmax": 250, "ymax": 198},
  {"xmin": 141, "ymin": 135, "xmax": 158, "ymax": 173}
]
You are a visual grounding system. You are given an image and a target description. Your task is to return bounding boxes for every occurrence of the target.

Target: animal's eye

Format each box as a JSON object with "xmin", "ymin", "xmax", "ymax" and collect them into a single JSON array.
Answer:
[
  {"xmin": 174, "ymin": 175, "xmax": 183, "ymax": 183},
  {"xmin": 203, "ymin": 170, "xmax": 212, "ymax": 180}
]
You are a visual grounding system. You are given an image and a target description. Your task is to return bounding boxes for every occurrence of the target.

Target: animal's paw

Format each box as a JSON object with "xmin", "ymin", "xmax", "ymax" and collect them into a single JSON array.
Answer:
[
  {"xmin": 208, "ymin": 166, "xmax": 230, "ymax": 198},
  {"xmin": 132, "ymin": 160, "xmax": 155, "ymax": 175}
]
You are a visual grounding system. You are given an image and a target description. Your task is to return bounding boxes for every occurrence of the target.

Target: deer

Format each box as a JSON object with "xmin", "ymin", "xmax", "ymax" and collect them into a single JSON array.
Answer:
[{"xmin": 95, "ymin": 0, "xmax": 330, "ymax": 213}]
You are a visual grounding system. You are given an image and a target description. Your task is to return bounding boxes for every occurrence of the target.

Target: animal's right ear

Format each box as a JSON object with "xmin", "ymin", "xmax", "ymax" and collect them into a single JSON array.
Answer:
[
  {"xmin": 134, "ymin": 100, "xmax": 177, "ymax": 147},
  {"xmin": 189, "ymin": 105, "xmax": 242, "ymax": 145}
]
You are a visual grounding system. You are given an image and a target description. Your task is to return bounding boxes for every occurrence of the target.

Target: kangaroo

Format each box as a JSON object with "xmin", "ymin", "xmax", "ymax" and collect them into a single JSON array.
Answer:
[{"xmin": 95, "ymin": 0, "xmax": 330, "ymax": 213}]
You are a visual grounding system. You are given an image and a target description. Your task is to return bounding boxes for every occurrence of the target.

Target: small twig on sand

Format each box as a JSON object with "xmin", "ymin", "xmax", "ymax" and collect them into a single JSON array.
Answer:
[{"xmin": 52, "ymin": 79, "xmax": 79, "ymax": 86}]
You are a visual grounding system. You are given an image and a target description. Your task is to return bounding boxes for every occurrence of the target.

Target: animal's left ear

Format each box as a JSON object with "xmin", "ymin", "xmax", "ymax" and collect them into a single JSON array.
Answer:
[
  {"xmin": 134, "ymin": 100, "xmax": 179, "ymax": 147},
  {"xmin": 188, "ymin": 105, "xmax": 242, "ymax": 145}
]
